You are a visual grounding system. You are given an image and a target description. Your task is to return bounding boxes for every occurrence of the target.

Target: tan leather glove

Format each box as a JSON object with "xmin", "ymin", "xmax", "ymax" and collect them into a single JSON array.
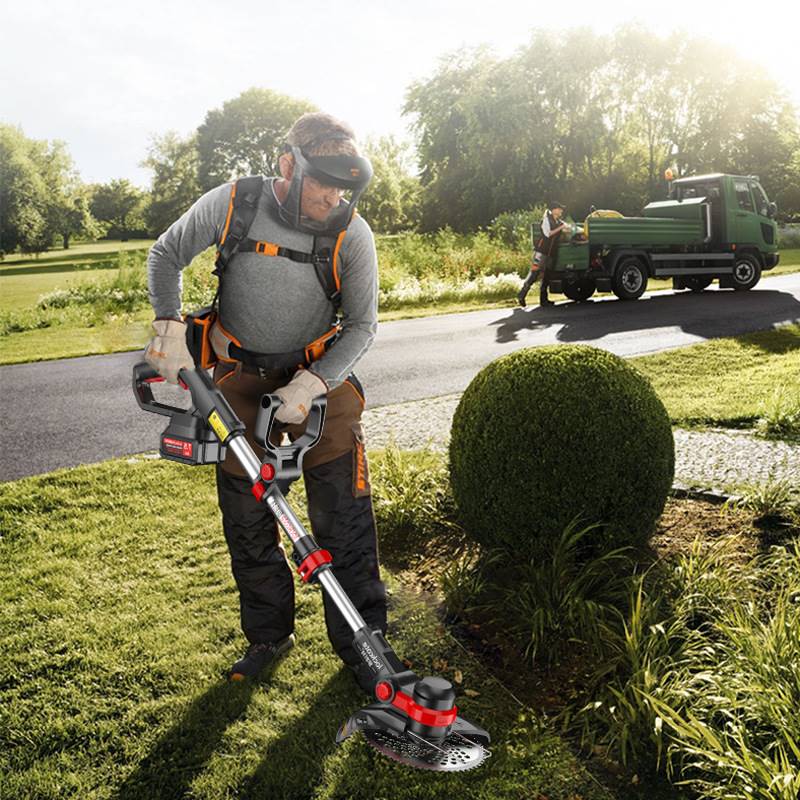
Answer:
[
  {"xmin": 274, "ymin": 369, "xmax": 328, "ymax": 424},
  {"xmin": 144, "ymin": 319, "xmax": 195, "ymax": 384}
]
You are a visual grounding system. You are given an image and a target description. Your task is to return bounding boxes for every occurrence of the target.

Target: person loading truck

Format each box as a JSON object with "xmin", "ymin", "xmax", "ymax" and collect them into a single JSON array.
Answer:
[{"xmin": 518, "ymin": 201, "xmax": 570, "ymax": 308}]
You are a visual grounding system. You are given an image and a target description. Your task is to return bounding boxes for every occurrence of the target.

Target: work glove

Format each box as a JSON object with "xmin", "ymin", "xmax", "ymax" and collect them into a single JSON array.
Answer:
[
  {"xmin": 144, "ymin": 318, "xmax": 195, "ymax": 384},
  {"xmin": 274, "ymin": 369, "xmax": 328, "ymax": 424}
]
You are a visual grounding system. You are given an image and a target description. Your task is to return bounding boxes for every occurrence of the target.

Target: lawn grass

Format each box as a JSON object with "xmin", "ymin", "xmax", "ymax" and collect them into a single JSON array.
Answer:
[
  {"xmin": 0, "ymin": 455, "xmax": 611, "ymax": 800},
  {"xmin": 631, "ymin": 323, "xmax": 800, "ymax": 430},
  {"xmin": 0, "ymin": 241, "xmax": 155, "ymax": 310}
]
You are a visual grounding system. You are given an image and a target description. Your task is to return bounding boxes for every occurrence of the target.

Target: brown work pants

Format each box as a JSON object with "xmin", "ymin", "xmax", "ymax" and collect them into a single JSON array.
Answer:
[{"xmin": 212, "ymin": 360, "xmax": 387, "ymax": 668}]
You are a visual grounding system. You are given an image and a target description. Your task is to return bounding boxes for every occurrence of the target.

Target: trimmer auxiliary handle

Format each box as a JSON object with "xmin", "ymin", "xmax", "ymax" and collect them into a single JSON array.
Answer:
[{"xmin": 132, "ymin": 363, "xmax": 490, "ymax": 770}]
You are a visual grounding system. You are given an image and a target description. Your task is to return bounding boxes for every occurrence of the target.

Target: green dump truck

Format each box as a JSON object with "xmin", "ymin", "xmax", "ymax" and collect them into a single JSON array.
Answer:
[{"xmin": 547, "ymin": 173, "xmax": 780, "ymax": 301}]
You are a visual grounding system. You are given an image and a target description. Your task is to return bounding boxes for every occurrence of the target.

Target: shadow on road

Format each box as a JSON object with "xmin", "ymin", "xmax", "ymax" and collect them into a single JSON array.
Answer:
[{"xmin": 490, "ymin": 288, "xmax": 800, "ymax": 347}]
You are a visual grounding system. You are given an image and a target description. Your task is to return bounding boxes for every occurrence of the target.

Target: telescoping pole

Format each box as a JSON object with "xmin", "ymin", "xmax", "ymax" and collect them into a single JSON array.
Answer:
[{"xmin": 177, "ymin": 368, "xmax": 372, "ymax": 639}]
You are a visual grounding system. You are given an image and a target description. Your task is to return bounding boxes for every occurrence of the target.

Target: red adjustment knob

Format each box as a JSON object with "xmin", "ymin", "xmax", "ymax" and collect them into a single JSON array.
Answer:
[
  {"xmin": 260, "ymin": 463, "xmax": 276, "ymax": 481},
  {"xmin": 375, "ymin": 681, "xmax": 394, "ymax": 702}
]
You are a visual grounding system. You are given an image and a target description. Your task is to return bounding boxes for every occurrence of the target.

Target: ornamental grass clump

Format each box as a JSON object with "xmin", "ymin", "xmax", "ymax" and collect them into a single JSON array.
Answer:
[{"xmin": 448, "ymin": 345, "xmax": 674, "ymax": 562}]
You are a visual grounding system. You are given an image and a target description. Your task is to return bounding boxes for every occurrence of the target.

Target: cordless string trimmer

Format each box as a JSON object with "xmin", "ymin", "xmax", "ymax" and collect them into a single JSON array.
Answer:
[{"xmin": 132, "ymin": 363, "xmax": 491, "ymax": 771}]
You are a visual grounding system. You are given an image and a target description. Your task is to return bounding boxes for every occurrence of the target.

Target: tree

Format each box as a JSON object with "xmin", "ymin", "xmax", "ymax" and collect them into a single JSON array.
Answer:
[
  {"xmin": 357, "ymin": 136, "xmax": 421, "ymax": 233},
  {"xmin": 0, "ymin": 124, "xmax": 97, "ymax": 254},
  {"xmin": 196, "ymin": 87, "xmax": 316, "ymax": 191},
  {"xmin": 142, "ymin": 131, "xmax": 201, "ymax": 236},
  {"xmin": 0, "ymin": 124, "xmax": 49, "ymax": 254},
  {"xmin": 90, "ymin": 179, "xmax": 146, "ymax": 239}
]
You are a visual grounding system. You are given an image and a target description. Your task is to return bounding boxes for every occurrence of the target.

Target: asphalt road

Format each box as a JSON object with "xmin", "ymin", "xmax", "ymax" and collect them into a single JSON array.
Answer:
[{"xmin": 2, "ymin": 273, "xmax": 799, "ymax": 481}]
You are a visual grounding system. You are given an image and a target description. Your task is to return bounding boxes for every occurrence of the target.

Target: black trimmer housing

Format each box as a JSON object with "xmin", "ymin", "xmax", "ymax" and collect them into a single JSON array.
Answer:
[{"xmin": 132, "ymin": 363, "xmax": 491, "ymax": 771}]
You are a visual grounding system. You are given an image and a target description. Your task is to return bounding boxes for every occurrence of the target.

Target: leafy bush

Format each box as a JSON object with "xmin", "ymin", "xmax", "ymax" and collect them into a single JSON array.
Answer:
[
  {"xmin": 37, "ymin": 251, "xmax": 149, "ymax": 313},
  {"xmin": 369, "ymin": 443, "xmax": 457, "ymax": 556},
  {"xmin": 449, "ymin": 345, "xmax": 674, "ymax": 562},
  {"xmin": 480, "ymin": 520, "xmax": 633, "ymax": 665},
  {"xmin": 755, "ymin": 384, "xmax": 800, "ymax": 439},
  {"xmin": 181, "ymin": 248, "xmax": 218, "ymax": 310},
  {"xmin": 777, "ymin": 226, "xmax": 800, "ymax": 249},
  {"xmin": 488, "ymin": 206, "xmax": 547, "ymax": 250},
  {"xmin": 727, "ymin": 476, "xmax": 797, "ymax": 519},
  {"xmin": 376, "ymin": 229, "xmax": 525, "ymax": 286}
]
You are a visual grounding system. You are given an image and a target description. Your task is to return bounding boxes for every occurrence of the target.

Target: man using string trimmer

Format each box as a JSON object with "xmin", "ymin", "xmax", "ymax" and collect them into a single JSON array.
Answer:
[
  {"xmin": 144, "ymin": 112, "xmax": 385, "ymax": 694},
  {"xmin": 140, "ymin": 111, "xmax": 491, "ymax": 771}
]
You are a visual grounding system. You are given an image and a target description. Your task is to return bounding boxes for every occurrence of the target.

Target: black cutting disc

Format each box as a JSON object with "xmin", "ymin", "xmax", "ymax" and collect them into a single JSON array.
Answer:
[{"xmin": 363, "ymin": 729, "xmax": 489, "ymax": 771}]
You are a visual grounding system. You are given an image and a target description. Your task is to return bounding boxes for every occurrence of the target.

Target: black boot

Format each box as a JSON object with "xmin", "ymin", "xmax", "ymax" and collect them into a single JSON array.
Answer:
[{"xmin": 229, "ymin": 634, "xmax": 295, "ymax": 681}]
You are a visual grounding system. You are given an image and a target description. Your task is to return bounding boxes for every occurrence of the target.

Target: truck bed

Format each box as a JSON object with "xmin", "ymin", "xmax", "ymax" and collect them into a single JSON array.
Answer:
[{"xmin": 586, "ymin": 214, "xmax": 706, "ymax": 246}]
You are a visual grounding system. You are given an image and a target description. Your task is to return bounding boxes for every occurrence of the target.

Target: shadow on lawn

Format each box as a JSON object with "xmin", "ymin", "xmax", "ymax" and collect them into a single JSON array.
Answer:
[
  {"xmin": 112, "ymin": 678, "xmax": 257, "ymax": 800},
  {"xmin": 0, "ymin": 259, "xmax": 119, "ymax": 278},
  {"xmin": 111, "ymin": 667, "xmax": 362, "ymax": 800},
  {"xmin": 237, "ymin": 667, "xmax": 360, "ymax": 800}
]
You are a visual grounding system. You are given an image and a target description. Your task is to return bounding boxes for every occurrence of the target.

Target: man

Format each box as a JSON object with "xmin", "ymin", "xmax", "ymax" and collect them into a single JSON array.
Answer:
[
  {"xmin": 517, "ymin": 201, "xmax": 569, "ymax": 308},
  {"xmin": 144, "ymin": 112, "xmax": 385, "ymax": 694}
]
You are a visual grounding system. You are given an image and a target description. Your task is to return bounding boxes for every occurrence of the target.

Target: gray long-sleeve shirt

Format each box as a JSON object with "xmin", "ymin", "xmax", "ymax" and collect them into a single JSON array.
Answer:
[{"xmin": 147, "ymin": 177, "xmax": 378, "ymax": 388}]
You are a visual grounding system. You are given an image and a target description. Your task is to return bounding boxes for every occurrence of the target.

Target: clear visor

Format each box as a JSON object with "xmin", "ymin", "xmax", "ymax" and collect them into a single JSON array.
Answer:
[
  {"xmin": 276, "ymin": 146, "xmax": 371, "ymax": 235},
  {"xmin": 295, "ymin": 174, "xmax": 358, "ymax": 233}
]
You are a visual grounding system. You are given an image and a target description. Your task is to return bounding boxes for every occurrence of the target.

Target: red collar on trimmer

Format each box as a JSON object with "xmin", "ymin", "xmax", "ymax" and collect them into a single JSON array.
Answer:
[{"xmin": 378, "ymin": 684, "xmax": 458, "ymax": 728}]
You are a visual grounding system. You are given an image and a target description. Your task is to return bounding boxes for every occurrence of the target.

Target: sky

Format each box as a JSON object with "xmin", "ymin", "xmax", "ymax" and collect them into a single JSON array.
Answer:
[{"xmin": 2, "ymin": 0, "xmax": 799, "ymax": 188}]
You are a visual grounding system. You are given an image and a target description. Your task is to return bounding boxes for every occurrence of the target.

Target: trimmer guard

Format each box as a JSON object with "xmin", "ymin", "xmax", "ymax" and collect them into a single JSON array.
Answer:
[{"xmin": 338, "ymin": 705, "xmax": 491, "ymax": 771}]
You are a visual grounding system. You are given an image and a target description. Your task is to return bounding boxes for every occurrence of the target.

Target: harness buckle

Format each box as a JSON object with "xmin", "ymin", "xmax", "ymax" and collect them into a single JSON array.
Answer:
[{"xmin": 256, "ymin": 241, "xmax": 279, "ymax": 256}]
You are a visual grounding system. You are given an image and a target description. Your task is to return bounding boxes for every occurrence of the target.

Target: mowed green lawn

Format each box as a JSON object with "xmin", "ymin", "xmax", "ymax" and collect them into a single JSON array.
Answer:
[
  {"xmin": 0, "ymin": 241, "xmax": 155, "ymax": 310},
  {"xmin": 0, "ymin": 456, "xmax": 610, "ymax": 800},
  {"xmin": 632, "ymin": 323, "xmax": 800, "ymax": 428}
]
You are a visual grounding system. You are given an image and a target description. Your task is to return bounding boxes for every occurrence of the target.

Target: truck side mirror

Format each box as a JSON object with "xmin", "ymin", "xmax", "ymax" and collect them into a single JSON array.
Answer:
[{"xmin": 767, "ymin": 201, "xmax": 777, "ymax": 219}]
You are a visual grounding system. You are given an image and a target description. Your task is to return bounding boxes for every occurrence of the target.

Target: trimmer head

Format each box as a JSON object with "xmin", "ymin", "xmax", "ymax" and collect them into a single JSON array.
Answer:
[
  {"xmin": 336, "ymin": 675, "xmax": 491, "ymax": 772},
  {"xmin": 362, "ymin": 728, "xmax": 490, "ymax": 772}
]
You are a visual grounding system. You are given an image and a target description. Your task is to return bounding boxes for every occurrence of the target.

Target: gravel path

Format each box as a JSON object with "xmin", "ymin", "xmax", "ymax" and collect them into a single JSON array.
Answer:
[{"xmin": 363, "ymin": 394, "xmax": 800, "ymax": 491}]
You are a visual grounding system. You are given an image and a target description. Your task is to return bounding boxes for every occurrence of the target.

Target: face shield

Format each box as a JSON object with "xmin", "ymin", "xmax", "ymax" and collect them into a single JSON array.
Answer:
[{"xmin": 277, "ymin": 146, "xmax": 373, "ymax": 235}]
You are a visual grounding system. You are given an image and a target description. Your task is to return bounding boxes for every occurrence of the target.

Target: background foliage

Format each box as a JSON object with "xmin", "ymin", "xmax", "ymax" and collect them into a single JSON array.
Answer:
[{"xmin": 2, "ymin": 25, "xmax": 799, "ymax": 256}]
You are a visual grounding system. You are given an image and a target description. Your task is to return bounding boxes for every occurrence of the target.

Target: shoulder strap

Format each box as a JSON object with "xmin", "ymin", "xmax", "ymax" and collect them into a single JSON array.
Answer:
[
  {"xmin": 214, "ymin": 176, "xmax": 263, "ymax": 277},
  {"xmin": 311, "ymin": 230, "xmax": 347, "ymax": 313}
]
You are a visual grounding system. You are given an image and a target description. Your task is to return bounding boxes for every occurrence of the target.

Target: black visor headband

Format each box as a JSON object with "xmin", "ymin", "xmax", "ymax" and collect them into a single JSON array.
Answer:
[{"xmin": 290, "ymin": 146, "xmax": 373, "ymax": 190}]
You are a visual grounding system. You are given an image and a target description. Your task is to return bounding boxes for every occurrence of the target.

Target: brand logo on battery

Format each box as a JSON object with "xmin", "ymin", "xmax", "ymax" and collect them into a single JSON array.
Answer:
[{"xmin": 162, "ymin": 437, "xmax": 193, "ymax": 458}]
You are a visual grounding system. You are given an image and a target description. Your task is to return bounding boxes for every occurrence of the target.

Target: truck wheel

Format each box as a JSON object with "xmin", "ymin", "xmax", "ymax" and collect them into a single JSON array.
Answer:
[
  {"xmin": 686, "ymin": 276, "xmax": 713, "ymax": 293},
  {"xmin": 563, "ymin": 278, "xmax": 596, "ymax": 302},
  {"xmin": 613, "ymin": 258, "xmax": 648, "ymax": 300},
  {"xmin": 731, "ymin": 255, "xmax": 761, "ymax": 291}
]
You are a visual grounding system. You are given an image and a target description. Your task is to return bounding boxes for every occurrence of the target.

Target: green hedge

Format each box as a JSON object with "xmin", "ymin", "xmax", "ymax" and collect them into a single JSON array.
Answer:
[{"xmin": 449, "ymin": 345, "xmax": 674, "ymax": 560}]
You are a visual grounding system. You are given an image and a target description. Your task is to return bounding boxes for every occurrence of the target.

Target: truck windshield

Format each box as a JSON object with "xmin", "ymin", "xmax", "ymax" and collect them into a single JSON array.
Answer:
[{"xmin": 751, "ymin": 183, "xmax": 770, "ymax": 216}]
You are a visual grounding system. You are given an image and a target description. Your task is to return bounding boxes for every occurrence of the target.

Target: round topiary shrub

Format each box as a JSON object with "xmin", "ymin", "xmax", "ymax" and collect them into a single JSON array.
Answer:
[{"xmin": 449, "ymin": 345, "xmax": 674, "ymax": 560}]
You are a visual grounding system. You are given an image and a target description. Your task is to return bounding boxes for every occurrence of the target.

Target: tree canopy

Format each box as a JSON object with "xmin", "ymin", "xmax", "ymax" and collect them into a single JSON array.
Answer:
[
  {"xmin": 196, "ymin": 88, "xmax": 316, "ymax": 191},
  {"xmin": 0, "ymin": 124, "xmax": 98, "ymax": 254},
  {"xmin": 404, "ymin": 26, "xmax": 800, "ymax": 230},
  {"xmin": 141, "ymin": 131, "xmax": 201, "ymax": 237}
]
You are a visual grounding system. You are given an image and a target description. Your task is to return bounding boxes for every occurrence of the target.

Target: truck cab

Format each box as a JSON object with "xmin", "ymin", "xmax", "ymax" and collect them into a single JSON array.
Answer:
[{"xmin": 670, "ymin": 173, "xmax": 779, "ymax": 266}]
